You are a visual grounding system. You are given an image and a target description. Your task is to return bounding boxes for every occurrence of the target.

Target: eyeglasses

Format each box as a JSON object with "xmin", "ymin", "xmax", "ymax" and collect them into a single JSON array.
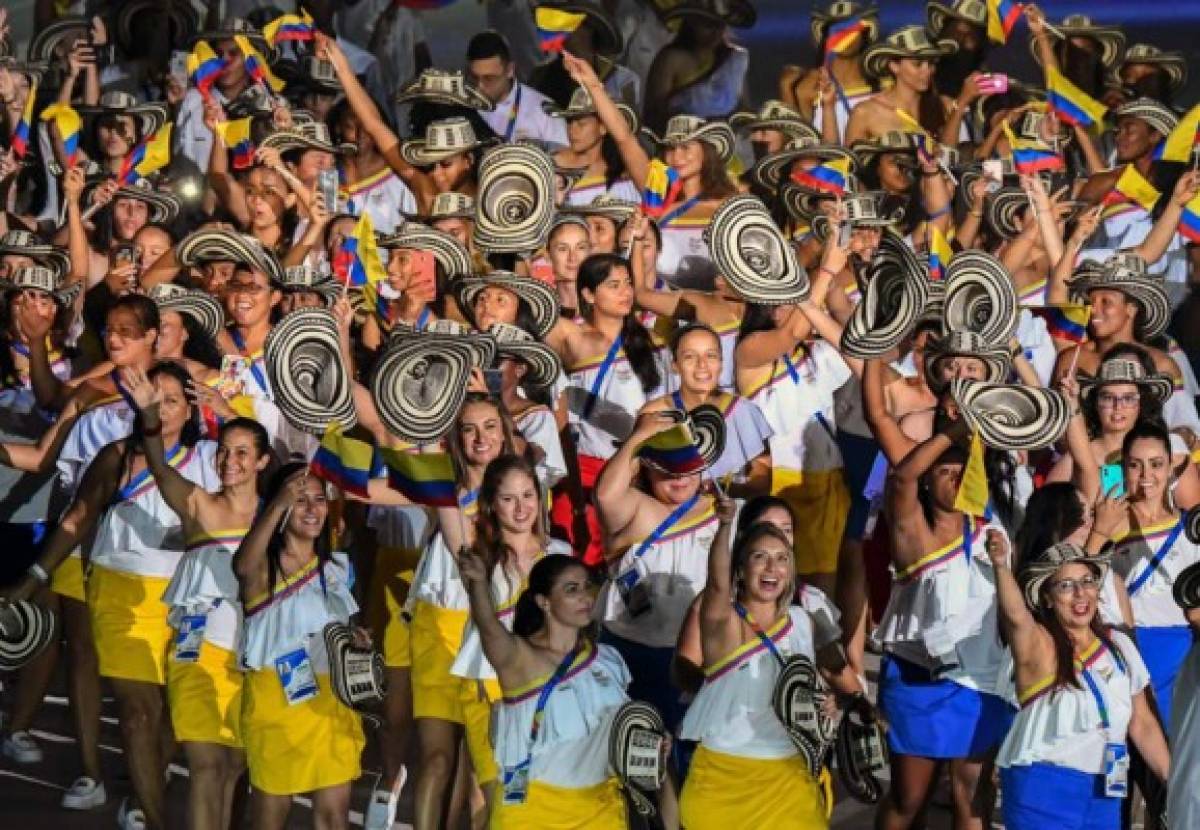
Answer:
[
  {"xmin": 1098, "ymin": 393, "xmax": 1140, "ymax": 410},
  {"xmin": 245, "ymin": 186, "xmax": 283, "ymax": 199},
  {"xmin": 227, "ymin": 281, "xmax": 267, "ymax": 295},
  {"xmin": 104, "ymin": 325, "xmax": 146, "ymax": 340},
  {"xmin": 1049, "ymin": 575, "xmax": 1100, "ymax": 596}
]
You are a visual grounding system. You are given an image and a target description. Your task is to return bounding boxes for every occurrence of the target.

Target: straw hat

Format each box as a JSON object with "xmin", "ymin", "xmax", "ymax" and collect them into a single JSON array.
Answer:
[
  {"xmin": 771, "ymin": 655, "xmax": 836, "ymax": 777},
  {"xmin": 729, "ymin": 100, "xmax": 819, "ymax": 143},
  {"xmin": 841, "ymin": 233, "xmax": 932, "ymax": 358},
  {"xmin": 983, "ymin": 186, "xmax": 1030, "ymax": 240},
  {"xmin": 950, "ymin": 378, "xmax": 1071, "ymax": 451},
  {"xmin": 811, "ymin": 191, "xmax": 903, "ymax": 241},
  {"xmin": 85, "ymin": 178, "xmax": 181, "ymax": 225},
  {"xmin": 538, "ymin": 1, "xmax": 624, "ymax": 54},
  {"xmin": 849, "ymin": 130, "xmax": 919, "ymax": 166},
  {"xmin": 370, "ymin": 335, "xmax": 474, "ymax": 444},
  {"xmin": 147, "ymin": 283, "xmax": 225, "ymax": 341},
  {"xmin": 1079, "ymin": 356, "xmax": 1174, "ymax": 405},
  {"xmin": 0, "ymin": 229, "xmax": 70, "ymax": 278},
  {"xmin": 0, "ymin": 599, "xmax": 56, "ymax": 672},
  {"xmin": 400, "ymin": 117, "xmax": 492, "ymax": 167},
  {"xmin": 377, "ymin": 223, "xmax": 473, "ymax": 279},
  {"xmin": 455, "ymin": 270, "xmax": 559, "ymax": 338},
  {"xmin": 926, "ymin": 0, "xmax": 987, "ymax": 35},
  {"xmin": 636, "ymin": 404, "xmax": 726, "ymax": 477},
  {"xmin": 942, "ymin": 250, "xmax": 1019, "ymax": 345},
  {"xmin": 704, "ymin": 195, "xmax": 810, "ymax": 306},
  {"xmin": 543, "ymin": 86, "xmax": 638, "ymax": 134},
  {"xmin": 27, "ymin": 17, "xmax": 91, "ymax": 62},
  {"xmin": 489, "ymin": 323, "xmax": 562, "ymax": 388},
  {"xmin": 402, "ymin": 192, "xmax": 476, "ymax": 224},
  {"xmin": 1114, "ymin": 97, "xmax": 1179, "ymax": 138},
  {"xmin": 1028, "ymin": 15, "xmax": 1126, "ymax": 72},
  {"xmin": 924, "ymin": 331, "xmax": 1012, "ymax": 393},
  {"xmin": 278, "ymin": 264, "xmax": 342, "ymax": 306},
  {"xmin": 1019, "ymin": 542, "xmax": 1110, "ymax": 609},
  {"xmin": 472, "ymin": 143, "xmax": 558, "ymax": 254},
  {"xmin": 750, "ymin": 137, "xmax": 857, "ymax": 192},
  {"xmin": 394, "ymin": 69, "xmax": 493, "ymax": 111},
  {"xmin": 78, "ymin": 91, "xmax": 169, "ymax": 139},
  {"xmin": 1071, "ymin": 255, "xmax": 1170, "ymax": 340},
  {"xmin": 811, "ymin": 2, "xmax": 879, "ymax": 47},
  {"xmin": 863, "ymin": 26, "xmax": 957, "ymax": 80},
  {"xmin": 190, "ymin": 17, "xmax": 271, "ymax": 54},
  {"xmin": 260, "ymin": 122, "xmax": 348, "ymax": 155},
  {"xmin": 1173, "ymin": 552, "xmax": 1200, "ymax": 610},
  {"xmin": 642, "ymin": 115, "xmax": 736, "ymax": 164},
  {"xmin": 0, "ymin": 265, "xmax": 81, "ymax": 308},
  {"xmin": 609, "ymin": 701, "xmax": 667, "ymax": 819},
  {"xmin": 834, "ymin": 699, "xmax": 888, "ymax": 804},
  {"xmin": 322, "ymin": 622, "xmax": 386, "ymax": 711},
  {"xmin": 392, "ymin": 319, "xmax": 498, "ymax": 370},
  {"xmin": 1119, "ymin": 44, "xmax": 1187, "ymax": 95},
  {"xmin": 177, "ymin": 228, "xmax": 284, "ymax": 285},
  {"xmin": 566, "ymin": 194, "xmax": 639, "ymax": 225},
  {"xmin": 264, "ymin": 307, "xmax": 358, "ymax": 435},
  {"xmin": 662, "ymin": 0, "xmax": 757, "ymax": 29}
]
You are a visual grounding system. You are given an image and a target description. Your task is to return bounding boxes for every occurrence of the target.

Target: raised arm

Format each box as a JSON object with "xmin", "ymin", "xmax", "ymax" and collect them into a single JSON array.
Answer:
[
  {"xmin": 18, "ymin": 301, "xmax": 70, "ymax": 411},
  {"xmin": 61, "ymin": 166, "xmax": 90, "ymax": 289},
  {"xmin": 123, "ymin": 366, "xmax": 202, "ymax": 518},
  {"xmin": 594, "ymin": 410, "xmax": 677, "ymax": 542},
  {"xmin": 0, "ymin": 395, "xmax": 81, "ymax": 473},
  {"xmin": 698, "ymin": 495, "xmax": 737, "ymax": 630},
  {"xmin": 1134, "ymin": 171, "xmax": 1200, "ymax": 266},
  {"xmin": 863, "ymin": 357, "xmax": 915, "ymax": 464},
  {"xmin": 562, "ymin": 51, "xmax": 650, "ymax": 187},
  {"xmin": 1047, "ymin": 207, "xmax": 1102, "ymax": 305},
  {"xmin": 204, "ymin": 100, "xmax": 250, "ymax": 227},
  {"xmin": 887, "ymin": 423, "xmax": 965, "ymax": 566},
  {"xmin": 1058, "ymin": 375, "xmax": 1099, "ymax": 499},
  {"xmin": 985, "ymin": 530, "xmax": 1046, "ymax": 662},
  {"xmin": 457, "ymin": 544, "xmax": 521, "ymax": 674},
  {"xmin": 1024, "ymin": 174, "xmax": 1067, "ymax": 269},
  {"xmin": 233, "ymin": 468, "xmax": 305, "ymax": 596},
  {"xmin": 735, "ymin": 305, "xmax": 811, "ymax": 370}
]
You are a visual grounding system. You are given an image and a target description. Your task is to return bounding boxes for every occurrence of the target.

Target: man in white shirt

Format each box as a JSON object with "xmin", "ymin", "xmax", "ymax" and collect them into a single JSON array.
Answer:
[{"xmin": 466, "ymin": 30, "xmax": 567, "ymax": 148}]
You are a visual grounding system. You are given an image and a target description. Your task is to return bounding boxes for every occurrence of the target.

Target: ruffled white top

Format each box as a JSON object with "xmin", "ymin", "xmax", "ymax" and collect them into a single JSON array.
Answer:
[
  {"xmin": 241, "ymin": 553, "xmax": 358, "ymax": 672},
  {"xmin": 565, "ymin": 345, "xmax": 647, "ymax": 460},
  {"xmin": 875, "ymin": 519, "xmax": 1008, "ymax": 693},
  {"xmin": 1111, "ymin": 517, "xmax": 1200, "ymax": 628},
  {"xmin": 494, "ymin": 642, "xmax": 630, "ymax": 788},
  {"xmin": 162, "ymin": 527, "xmax": 249, "ymax": 651},
  {"xmin": 680, "ymin": 606, "xmax": 815, "ymax": 760},
  {"xmin": 996, "ymin": 632, "xmax": 1148, "ymax": 775},
  {"xmin": 451, "ymin": 541, "xmax": 572, "ymax": 682},
  {"xmin": 797, "ymin": 582, "xmax": 842, "ymax": 651},
  {"xmin": 515, "ymin": 405, "xmax": 568, "ymax": 490},
  {"xmin": 90, "ymin": 442, "xmax": 220, "ymax": 579},
  {"xmin": 57, "ymin": 398, "xmax": 136, "ymax": 496}
]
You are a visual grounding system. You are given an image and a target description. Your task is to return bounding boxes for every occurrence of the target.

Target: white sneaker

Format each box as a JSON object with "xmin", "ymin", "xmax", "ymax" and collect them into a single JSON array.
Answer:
[
  {"xmin": 1, "ymin": 730, "xmax": 43, "ymax": 764},
  {"xmin": 61, "ymin": 776, "xmax": 107, "ymax": 810},
  {"xmin": 363, "ymin": 783, "xmax": 400, "ymax": 830},
  {"xmin": 117, "ymin": 797, "xmax": 146, "ymax": 830}
]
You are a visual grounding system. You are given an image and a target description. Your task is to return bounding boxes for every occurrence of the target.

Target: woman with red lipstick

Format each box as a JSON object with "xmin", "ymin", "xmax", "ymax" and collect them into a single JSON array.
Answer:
[{"xmin": 990, "ymin": 536, "xmax": 1169, "ymax": 830}]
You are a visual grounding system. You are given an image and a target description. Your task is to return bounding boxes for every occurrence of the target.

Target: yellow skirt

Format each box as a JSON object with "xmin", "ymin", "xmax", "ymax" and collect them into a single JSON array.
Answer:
[
  {"xmin": 680, "ymin": 746, "xmax": 828, "ymax": 829},
  {"xmin": 51, "ymin": 553, "xmax": 85, "ymax": 602},
  {"xmin": 242, "ymin": 668, "xmax": 365, "ymax": 795},
  {"xmin": 410, "ymin": 600, "xmax": 469, "ymax": 723},
  {"xmin": 460, "ymin": 680, "xmax": 499, "ymax": 784},
  {"xmin": 490, "ymin": 778, "xmax": 628, "ymax": 830},
  {"xmin": 772, "ymin": 467, "xmax": 850, "ymax": 576},
  {"xmin": 86, "ymin": 565, "xmax": 172, "ymax": 684},
  {"xmin": 366, "ymin": 545, "xmax": 421, "ymax": 669},
  {"xmin": 166, "ymin": 640, "xmax": 243, "ymax": 747}
]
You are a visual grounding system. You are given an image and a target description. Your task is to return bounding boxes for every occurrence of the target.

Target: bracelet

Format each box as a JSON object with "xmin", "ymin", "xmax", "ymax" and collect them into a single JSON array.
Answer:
[
  {"xmin": 818, "ymin": 266, "xmax": 839, "ymax": 279},
  {"xmin": 27, "ymin": 562, "xmax": 49, "ymax": 585}
]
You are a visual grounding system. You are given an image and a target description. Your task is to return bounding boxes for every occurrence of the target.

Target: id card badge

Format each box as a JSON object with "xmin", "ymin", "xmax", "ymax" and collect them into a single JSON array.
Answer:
[
  {"xmin": 1104, "ymin": 743, "xmax": 1129, "ymax": 797},
  {"xmin": 274, "ymin": 647, "xmax": 318, "ymax": 706},
  {"xmin": 501, "ymin": 760, "xmax": 531, "ymax": 805},
  {"xmin": 174, "ymin": 614, "xmax": 207, "ymax": 662}
]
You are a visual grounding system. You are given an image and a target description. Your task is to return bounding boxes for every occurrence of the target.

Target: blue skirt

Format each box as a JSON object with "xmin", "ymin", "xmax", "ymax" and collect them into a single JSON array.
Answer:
[
  {"xmin": 835, "ymin": 432, "xmax": 879, "ymax": 540},
  {"xmin": 1135, "ymin": 625, "xmax": 1194, "ymax": 731},
  {"xmin": 1000, "ymin": 762, "xmax": 1120, "ymax": 830},
  {"xmin": 879, "ymin": 653, "xmax": 1014, "ymax": 758}
]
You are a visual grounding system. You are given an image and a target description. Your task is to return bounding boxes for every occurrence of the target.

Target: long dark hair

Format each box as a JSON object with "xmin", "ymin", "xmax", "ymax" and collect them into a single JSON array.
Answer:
[
  {"xmin": 1036, "ymin": 570, "xmax": 1119, "ymax": 692},
  {"xmin": 1014, "ymin": 483, "xmax": 1085, "ymax": 569},
  {"xmin": 1083, "ymin": 343, "xmax": 1164, "ymax": 438},
  {"xmin": 512, "ymin": 555, "xmax": 589, "ymax": 637},
  {"xmin": 262, "ymin": 461, "xmax": 334, "ymax": 599},
  {"xmin": 472, "ymin": 454, "xmax": 547, "ymax": 583},
  {"xmin": 119, "ymin": 361, "xmax": 204, "ymax": 491},
  {"xmin": 696, "ymin": 142, "xmax": 738, "ymax": 201},
  {"xmin": 577, "ymin": 253, "xmax": 661, "ymax": 394},
  {"xmin": 217, "ymin": 416, "xmax": 275, "ymax": 493},
  {"xmin": 1121, "ymin": 420, "xmax": 1172, "ymax": 471}
]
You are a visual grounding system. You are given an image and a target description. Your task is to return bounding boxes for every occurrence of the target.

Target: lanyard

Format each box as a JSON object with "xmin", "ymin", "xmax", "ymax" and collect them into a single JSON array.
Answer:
[
  {"xmin": 503, "ymin": 85, "xmax": 522, "ymax": 143},
  {"xmin": 459, "ymin": 488, "xmax": 479, "ymax": 509},
  {"xmin": 734, "ymin": 602, "xmax": 786, "ymax": 668},
  {"xmin": 526, "ymin": 644, "xmax": 582, "ymax": 750},
  {"xmin": 659, "ymin": 195, "xmax": 700, "ymax": 227},
  {"xmin": 626, "ymin": 493, "xmax": 699, "ymax": 567},
  {"xmin": 231, "ymin": 329, "xmax": 269, "ymax": 395},
  {"xmin": 581, "ymin": 335, "xmax": 623, "ymax": 419},
  {"xmin": 110, "ymin": 369, "xmax": 138, "ymax": 411},
  {"xmin": 116, "ymin": 442, "xmax": 184, "ymax": 502},
  {"xmin": 1126, "ymin": 520, "xmax": 1183, "ymax": 596},
  {"xmin": 416, "ymin": 306, "xmax": 431, "ymax": 330},
  {"xmin": 824, "ymin": 60, "xmax": 854, "ymax": 121},
  {"xmin": 1076, "ymin": 639, "xmax": 1124, "ymax": 731},
  {"xmin": 671, "ymin": 390, "xmax": 684, "ymax": 411}
]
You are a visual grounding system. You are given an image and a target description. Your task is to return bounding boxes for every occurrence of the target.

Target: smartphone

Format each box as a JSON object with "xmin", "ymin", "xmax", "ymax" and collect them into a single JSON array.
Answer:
[
  {"xmin": 939, "ymin": 146, "xmax": 959, "ymax": 170},
  {"xmin": 1100, "ymin": 464, "xmax": 1125, "ymax": 499},
  {"xmin": 114, "ymin": 244, "xmax": 137, "ymax": 265},
  {"xmin": 977, "ymin": 73, "xmax": 1010, "ymax": 95},
  {"xmin": 317, "ymin": 168, "xmax": 339, "ymax": 213},
  {"xmin": 981, "ymin": 159, "xmax": 1004, "ymax": 193},
  {"xmin": 837, "ymin": 221, "xmax": 853, "ymax": 248},
  {"xmin": 169, "ymin": 50, "xmax": 189, "ymax": 86},
  {"xmin": 530, "ymin": 258, "xmax": 555, "ymax": 285},
  {"xmin": 483, "ymin": 368, "xmax": 504, "ymax": 398}
]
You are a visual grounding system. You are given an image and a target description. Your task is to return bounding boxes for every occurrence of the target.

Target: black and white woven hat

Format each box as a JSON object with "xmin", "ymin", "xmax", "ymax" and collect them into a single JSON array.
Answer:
[
  {"xmin": 705, "ymin": 195, "xmax": 810, "ymax": 306},
  {"xmin": 278, "ymin": 264, "xmax": 342, "ymax": 306},
  {"xmin": 0, "ymin": 229, "xmax": 70, "ymax": 280},
  {"xmin": 1071, "ymin": 254, "xmax": 1170, "ymax": 340},
  {"xmin": 402, "ymin": 192, "xmax": 476, "ymax": 224},
  {"xmin": 489, "ymin": 323, "xmax": 562, "ymax": 389},
  {"xmin": 1019, "ymin": 542, "xmax": 1110, "ymax": 610},
  {"xmin": 729, "ymin": 100, "xmax": 819, "ymax": 143},
  {"xmin": 772, "ymin": 654, "xmax": 837, "ymax": 777},
  {"xmin": 177, "ymin": 229, "xmax": 285, "ymax": 285},
  {"xmin": 264, "ymin": 307, "xmax": 357, "ymax": 435},
  {"xmin": 472, "ymin": 143, "xmax": 557, "ymax": 254},
  {"xmin": 78, "ymin": 90, "xmax": 169, "ymax": 139},
  {"xmin": 85, "ymin": 178, "xmax": 181, "ymax": 225},
  {"xmin": 942, "ymin": 250, "xmax": 1019, "ymax": 345},
  {"xmin": 841, "ymin": 233, "xmax": 932, "ymax": 358},
  {"xmin": 863, "ymin": 25, "xmax": 957, "ymax": 79},
  {"xmin": 394, "ymin": 68, "xmax": 493, "ymax": 111},
  {"xmin": 642, "ymin": 115, "xmax": 736, "ymax": 164},
  {"xmin": 924, "ymin": 330, "xmax": 1012, "ymax": 394},
  {"xmin": 608, "ymin": 701, "xmax": 666, "ymax": 818},
  {"xmin": 377, "ymin": 223, "xmax": 473, "ymax": 279},
  {"xmin": 0, "ymin": 265, "xmax": 81, "ymax": 308},
  {"xmin": 1080, "ymin": 356, "xmax": 1174, "ymax": 405},
  {"xmin": 1028, "ymin": 14, "xmax": 1126, "ymax": 71},
  {"xmin": 812, "ymin": 2, "xmax": 879, "ymax": 47},
  {"xmin": 322, "ymin": 622, "xmax": 386, "ymax": 711},
  {"xmin": 749, "ymin": 137, "xmax": 857, "ymax": 192},
  {"xmin": 400, "ymin": 117, "xmax": 491, "ymax": 167},
  {"xmin": 1120, "ymin": 45, "xmax": 1188, "ymax": 95},
  {"xmin": 950, "ymin": 378, "xmax": 1072, "ymax": 451},
  {"xmin": 455, "ymin": 270, "xmax": 559, "ymax": 339},
  {"xmin": 0, "ymin": 599, "xmax": 56, "ymax": 672},
  {"xmin": 927, "ymin": 0, "xmax": 987, "ymax": 33},
  {"xmin": 371, "ymin": 336, "xmax": 474, "ymax": 445},
  {"xmin": 543, "ymin": 86, "xmax": 638, "ymax": 134},
  {"xmin": 148, "ymin": 283, "xmax": 225, "ymax": 341},
  {"xmin": 392, "ymin": 319, "xmax": 497, "ymax": 370}
]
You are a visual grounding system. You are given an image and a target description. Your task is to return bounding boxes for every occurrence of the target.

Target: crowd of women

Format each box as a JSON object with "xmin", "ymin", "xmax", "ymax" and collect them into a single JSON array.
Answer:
[{"xmin": 1, "ymin": 1, "xmax": 1200, "ymax": 828}]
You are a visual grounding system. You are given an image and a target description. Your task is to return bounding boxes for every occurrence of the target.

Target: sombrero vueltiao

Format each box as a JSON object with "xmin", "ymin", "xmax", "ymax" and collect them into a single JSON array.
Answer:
[
  {"xmin": 0, "ymin": 599, "xmax": 56, "ymax": 672},
  {"xmin": 1028, "ymin": 14, "xmax": 1126, "ymax": 72},
  {"xmin": 636, "ymin": 404, "xmax": 726, "ymax": 477},
  {"xmin": 400, "ymin": 117, "xmax": 491, "ymax": 167},
  {"xmin": 370, "ymin": 336, "xmax": 474, "ymax": 445},
  {"xmin": 863, "ymin": 26, "xmax": 957, "ymax": 80},
  {"xmin": 78, "ymin": 91, "xmax": 169, "ymax": 139},
  {"xmin": 608, "ymin": 701, "xmax": 667, "ymax": 819},
  {"xmin": 1080, "ymin": 356, "xmax": 1174, "ymax": 405},
  {"xmin": 489, "ymin": 323, "xmax": 562, "ymax": 389},
  {"xmin": 0, "ymin": 265, "xmax": 81, "ymax": 308},
  {"xmin": 148, "ymin": 283, "xmax": 225, "ymax": 341},
  {"xmin": 984, "ymin": 186, "xmax": 1032, "ymax": 240},
  {"xmin": 1019, "ymin": 542, "xmax": 1111, "ymax": 610},
  {"xmin": 279, "ymin": 264, "xmax": 342, "ymax": 306},
  {"xmin": 729, "ymin": 100, "xmax": 819, "ymax": 143},
  {"xmin": 177, "ymin": 228, "xmax": 285, "ymax": 285},
  {"xmin": 950, "ymin": 378, "xmax": 1072, "ymax": 451},
  {"xmin": 811, "ymin": 191, "xmax": 904, "ymax": 242},
  {"xmin": 960, "ymin": 157, "xmax": 1017, "ymax": 212},
  {"xmin": 85, "ymin": 178, "xmax": 182, "ymax": 225},
  {"xmin": 771, "ymin": 655, "xmax": 837, "ymax": 777},
  {"xmin": 926, "ymin": 0, "xmax": 987, "ymax": 35},
  {"xmin": 1173, "ymin": 532, "xmax": 1200, "ymax": 609},
  {"xmin": 1114, "ymin": 97, "xmax": 1179, "ymax": 139},
  {"xmin": 566, "ymin": 194, "xmax": 639, "ymax": 225},
  {"xmin": 642, "ymin": 115, "xmax": 736, "ymax": 164},
  {"xmin": 1120, "ymin": 44, "xmax": 1187, "ymax": 95},
  {"xmin": 841, "ymin": 233, "xmax": 932, "ymax": 358},
  {"xmin": 322, "ymin": 622, "xmax": 387, "ymax": 711},
  {"xmin": 403, "ymin": 192, "xmax": 476, "ymax": 224},
  {"xmin": 472, "ymin": 143, "xmax": 557, "ymax": 254},
  {"xmin": 26, "ymin": 17, "xmax": 91, "ymax": 62},
  {"xmin": 394, "ymin": 69, "xmax": 493, "ymax": 111},
  {"xmin": 543, "ymin": 86, "xmax": 638, "ymax": 134},
  {"xmin": 1071, "ymin": 254, "xmax": 1170, "ymax": 340},
  {"xmin": 392, "ymin": 319, "xmax": 497, "ymax": 370},
  {"xmin": 264, "ymin": 307, "xmax": 358, "ymax": 435},
  {"xmin": 190, "ymin": 17, "xmax": 272, "ymax": 55},
  {"xmin": 849, "ymin": 131, "xmax": 919, "ymax": 167},
  {"xmin": 0, "ymin": 229, "xmax": 70, "ymax": 278},
  {"xmin": 811, "ymin": 2, "xmax": 879, "ymax": 48},
  {"xmin": 751, "ymin": 137, "xmax": 858, "ymax": 193},
  {"xmin": 455, "ymin": 271, "xmax": 559, "ymax": 339},
  {"xmin": 704, "ymin": 195, "xmax": 811, "ymax": 306},
  {"xmin": 260, "ymin": 122, "xmax": 348, "ymax": 156},
  {"xmin": 924, "ymin": 330, "xmax": 1012, "ymax": 394},
  {"xmin": 941, "ymin": 250, "xmax": 1019, "ymax": 345},
  {"xmin": 377, "ymin": 223, "xmax": 473, "ymax": 280}
]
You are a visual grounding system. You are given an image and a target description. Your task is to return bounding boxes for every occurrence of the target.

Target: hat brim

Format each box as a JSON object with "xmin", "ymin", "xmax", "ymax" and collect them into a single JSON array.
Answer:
[
  {"xmin": 92, "ymin": 184, "xmax": 181, "ymax": 225},
  {"xmin": 943, "ymin": 250, "xmax": 1019, "ymax": 345},
  {"xmin": 265, "ymin": 307, "xmax": 358, "ymax": 435},
  {"xmin": 751, "ymin": 143, "xmax": 857, "ymax": 192},
  {"xmin": 378, "ymin": 225, "xmax": 473, "ymax": 279},
  {"xmin": 811, "ymin": 7, "xmax": 879, "ymax": 46},
  {"xmin": 156, "ymin": 292, "xmax": 225, "ymax": 342},
  {"xmin": 494, "ymin": 339, "xmax": 561, "ymax": 389},
  {"xmin": 399, "ymin": 138, "xmax": 485, "ymax": 167},
  {"xmin": 642, "ymin": 123, "xmax": 737, "ymax": 164},
  {"xmin": 731, "ymin": 116, "xmax": 820, "ymax": 143},
  {"xmin": 925, "ymin": 341, "xmax": 1012, "ymax": 394},
  {"xmin": 77, "ymin": 102, "xmax": 170, "ymax": 139},
  {"xmin": 260, "ymin": 131, "xmax": 347, "ymax": 156},
  {"xmin": 1079, "ymin": 372, "xmax": 1174, "ymax": 405},
  {"xmin": 0, "ymin": 599, "xmax": 56, "ymax": 671},
  {"xmin": 178, "ymin": 229, "xmax": 284, "ymax": 285},
  {"xmin": 1021, "ymin": 552, "xmax": 1109, "ymax": 610},
  {"xmin": 371, "ymin": 337, "xmax": 474, "ymax": 445},
  {"xmin": 0, "ymin": 243, "xmax": 70, "ymax": 279},
  {"xmin": 950, "ymin": 378, "xmax": 1071, "ymax": 451},
  {"xmin": 1029, "ymin": 25, "xmax": 1125, "ymax": 71},
  {"xmin": 544, "ymin": 100, "xmax": 638, "ymax": 135},
  {"xmin": 1076, "ymin": 275, "xmax": 1171, "ymax": 340},
  {"xmin": 455, "ymin": 273, "xmax": 560, "ymax": 339},
  {"xmin": 1121, "ymin": 55, "xmax": 1187, "ymax": 93},
  {"xmin": 705, "ymin": 195, "xmax": 811, "ymax": 306},
  {"xmin": 565, "ymin": 199, "xmax": 639, "ymax": 224},
  {"xmin": 841, "ymin": 233, "xmax": 931, "ymax": 358},
  {"xmin": 27, "ymin": 17, "xmax": 90, "ymax": 63},
  {"xmin": 472, "ymin": 144, "xmax": 558, "ymax": 254},
  {"xmin": 927, "ymin": 2, "xmax": 986, "ymax": 36},
  {"xmin": 864, "ymin": 39, "xmax": 957, "ymax": 80}
]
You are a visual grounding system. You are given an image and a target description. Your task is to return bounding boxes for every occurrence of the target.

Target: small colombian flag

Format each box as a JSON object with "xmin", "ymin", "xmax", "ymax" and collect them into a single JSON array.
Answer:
[
  {"xmin": 187, "ymin": 41, "xmax": 225, "ymax": 98},
  {"xmin": 310, "ymin": 425, "xmax": 376, "ymax": 499},
  {"xmin": 953, "ymin": 431, "xmax": 991, "ymax": 517},
  {"xmin": 1029, "ymin": 303, "xmax": 1092, "ymax": 344},
  {"xmin": 1155, "ymin": 102, "xmax": 1200, "ymax": 163},
  {"xmin": 637, "ymin": 423, "xmax": 704, "ymax": 477},
  {"xmin": 1101, "ymin": 164, "xmax": 1161, "ymax": 219},
  {"xmin": 235, "ymin": 35, "xmax": 285, "ymax": 93},
  {"xmin": 118, "ymin": 125, "xmax": 173, "ymax": 185},
  {"xmin": 790, "ymin": 157, "xmax": 851, "ymax": 196},
  {"xmin": 1045, "ymin": 66, "xmax": 1107, "ymax": 129},
  {"xmin": 217, "ymin": 117, "xmax": 255, "ymax": 169},
  {"xmin": 11, "ymin": 81, "xmax": 37, "ymax": 159},
  {"xmin": 381, "ymin": 448, "xmax": 458, "ymax": 508},
  {"xmin": 642, "ymin": 160, "xmax": 683, "ymax": 219},
  {"xmin": 986, "ymin": 0, "xmax": 1023, "ymax": 45},
  {"xmin": 1179, "ymin": 194, "xmax": 1200, "ymax": 244},
  {"xmin": 535, "ymin": 7, "xmax": 586, "ymax": 54},
  {"xmin": 336, "ymin": 211, "xmax": 388, "ymax": 288},
  {"xmin": 928, "ymin": 226, "xmax": 953, "ymax": 282},
  {"xmin": 263, "ymin": 10, "xmax": 316, "ymax": 46},
  {"xmin": 825, "ymin": 16, "xmax": 867, "ymax": 59},
  {"xmin": 1002, "ymin": 123, "xmax": 1064, "ymax": 175},
  {"xmin": 40, "ymin": 103, "xmax": 82, "ymax": 168}
]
